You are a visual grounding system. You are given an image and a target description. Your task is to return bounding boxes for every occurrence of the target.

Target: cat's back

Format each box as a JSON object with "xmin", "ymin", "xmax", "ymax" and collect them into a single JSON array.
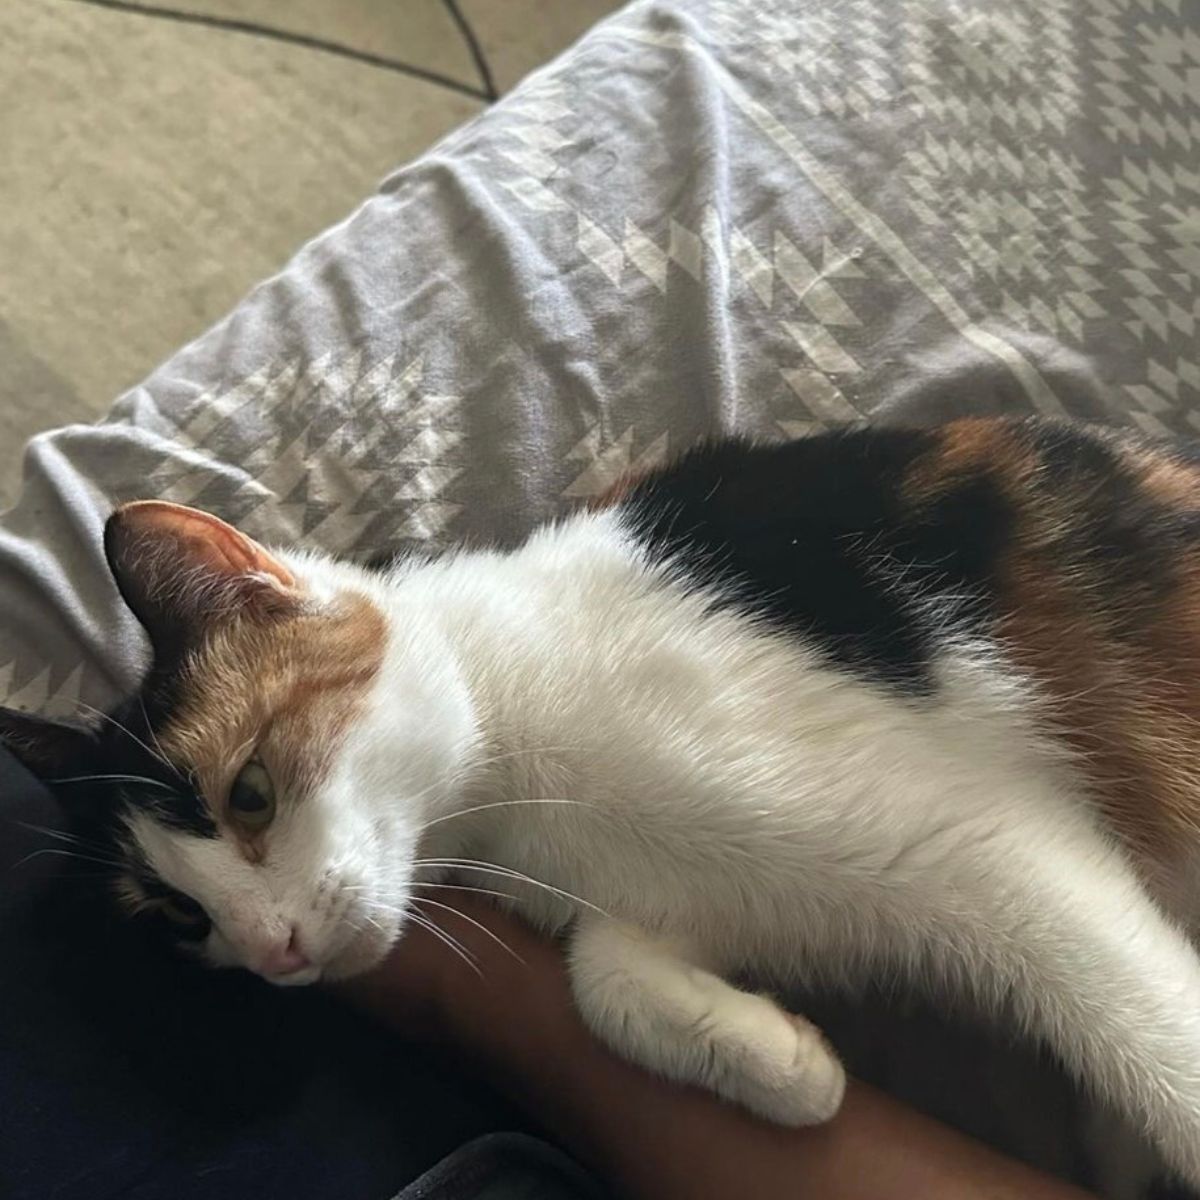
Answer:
[{"xmin": 614, "ymin": 418, "xmax": 1200, "ymax": 871}]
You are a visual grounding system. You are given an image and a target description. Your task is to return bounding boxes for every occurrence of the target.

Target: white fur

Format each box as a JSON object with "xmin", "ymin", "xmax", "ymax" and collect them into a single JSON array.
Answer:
[{"xmin": 138, "ymin": 509, "xmax": 1200, "ymax": 1185}]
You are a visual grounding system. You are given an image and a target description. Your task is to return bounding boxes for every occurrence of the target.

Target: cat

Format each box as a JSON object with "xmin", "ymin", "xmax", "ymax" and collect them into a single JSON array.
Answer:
[{"xmin": 6, "ymin": 416, "xmax": 1200, "ymax": 1187}]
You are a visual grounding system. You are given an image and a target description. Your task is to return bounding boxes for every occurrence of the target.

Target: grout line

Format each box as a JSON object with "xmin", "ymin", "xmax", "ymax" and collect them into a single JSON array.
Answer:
[
  {"xmin": 443, "ymin": 0, "xmax": 499, "ymax": 104},
  {"xmin": 65, "ymin": 0, "xmax": 492, "ymax": 102}
]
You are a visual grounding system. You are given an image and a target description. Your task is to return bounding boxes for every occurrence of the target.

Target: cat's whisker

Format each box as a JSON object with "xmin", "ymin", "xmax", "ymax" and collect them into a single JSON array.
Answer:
[
  {"xmin": 348, "ymin": 889, "xmax": 459, "ymax": 918},
  {"xmin": 395, "ymin": 744, "xmax": 588, "ymax": 811},
  {"xmin": 468, "ymin": 742, "xmax": 585, "ymax": 771},
  {"xmin": 367, "ymin": 745, "xmax": 590, "ymax": 820},
  {"xmin": 413, "ymin": 857, "xmax": 608, "ymax": 916},
  {"xmin": 15, "ymin": 820, "xmax": 89, "ymax": 846},
  {"xmin": 14, "ymin": 822, "xmax": 123, "ymax": 862},
  {"xmin": 418, "ymin": 796, "xmax": 599, "ymax": 833},
  {"xmin": 139, "ymin": 697, "xmax": 172, "ymax": 768},
  {"xmin": 414, "ymin": 880, "xmax": 520, "ymax": 906},
  {"xmin": 73, "ymin": 700, "xmax": 184, "ymax": 781},
  {"xmin": 347, "ymin": 909, "xmax": 389, "ymax": 938},
  {"xmin": 362, "ymin": 887, "xmax": 526, "ymax": 961},
  {"xmin": 405, "ymin": 907, "xmax": 483, "ymax": 978},
  {"xmin": 412, "ymin": 895, "xmax": 525, "ymax": 964},
  {"xmin": 11, "ymin": 846, "xmax": 123, "ymax": 872},
  {"xmin": 46, "ymin": 773, "xmax": 180, "ymax": 792},
  {"xmin": 349, "ymin": 886, "xmax": 478, "ymax": 968},
  {"xmin": 362, "ymin": 912, "xmax": 393, "ymax": 936}
]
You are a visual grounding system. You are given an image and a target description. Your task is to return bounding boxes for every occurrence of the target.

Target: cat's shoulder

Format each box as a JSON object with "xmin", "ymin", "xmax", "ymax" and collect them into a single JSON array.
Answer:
[
  {"xmin": 588, "ymin": 417, "xmax": 1200, "ymax": 695},
  {"xmin": 602, "ymin": 416, "xmax": 1200, "ymax": 524}
]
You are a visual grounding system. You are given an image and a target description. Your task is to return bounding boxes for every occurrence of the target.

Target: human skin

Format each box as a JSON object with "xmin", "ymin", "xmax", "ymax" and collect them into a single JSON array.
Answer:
[{"xmin": 337, "ymin": 894, "xmax": 1096, "ymax": 1200}]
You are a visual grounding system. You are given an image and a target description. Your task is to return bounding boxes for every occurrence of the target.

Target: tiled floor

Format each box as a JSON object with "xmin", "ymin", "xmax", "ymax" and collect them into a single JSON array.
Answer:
[{"xmin": 0, "ymin": 0, "xmax": 620, "ymax": 506}]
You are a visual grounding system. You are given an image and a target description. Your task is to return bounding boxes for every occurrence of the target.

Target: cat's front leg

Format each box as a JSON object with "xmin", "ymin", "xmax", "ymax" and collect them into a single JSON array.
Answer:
[{"xmin": 567, "ymin": 915, "xmax": 845, "ymax": 1125}]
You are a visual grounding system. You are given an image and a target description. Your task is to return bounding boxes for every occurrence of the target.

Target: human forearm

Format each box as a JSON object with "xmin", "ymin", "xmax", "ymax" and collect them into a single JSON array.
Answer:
[{"xmin": 341, "ymin": 901, "xmax": 1094, "ymax": 1200}]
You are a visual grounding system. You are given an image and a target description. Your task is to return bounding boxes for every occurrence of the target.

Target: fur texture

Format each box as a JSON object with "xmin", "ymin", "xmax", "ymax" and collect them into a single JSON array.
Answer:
[{"xmin": 9, "ymin": 419, "xmax": 1200, "ymax": 1186}]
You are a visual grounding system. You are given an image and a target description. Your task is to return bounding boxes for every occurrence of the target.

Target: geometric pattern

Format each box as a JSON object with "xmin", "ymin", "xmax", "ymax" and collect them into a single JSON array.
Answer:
[
  {"xmin": 562, "ymin": 423, "xmax": 670, "ymax": 498},
  {"xmin": 497, "ymin": 70, "xmax": 875, "ymax": 437},
  {"xmin": 146, "ymin": 352, "xmax": 462, "ymax": 555},
  {"xmin": 1, "ymin": 2, "xmax": 1197, "ymax": 1189}
]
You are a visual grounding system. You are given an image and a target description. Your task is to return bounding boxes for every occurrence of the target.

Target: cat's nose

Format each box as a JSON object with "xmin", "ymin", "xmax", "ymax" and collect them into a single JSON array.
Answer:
[{"xmin": 256, "ymin": 930, "xmax": 311, "ymax": 978}]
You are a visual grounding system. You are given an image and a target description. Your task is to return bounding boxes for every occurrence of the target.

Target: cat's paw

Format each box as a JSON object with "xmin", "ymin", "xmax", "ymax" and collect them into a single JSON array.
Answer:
[
  {"xmin": 567, "ymin": 918, "xmax": 845, "ymax": 1129},
  {"xmin": 708, "ymin": 998, "xmax": 846, "ymax": 1126},
  {"xmin": 691, "ymin": 984, "xmax": 849, "ymax": 1123}
]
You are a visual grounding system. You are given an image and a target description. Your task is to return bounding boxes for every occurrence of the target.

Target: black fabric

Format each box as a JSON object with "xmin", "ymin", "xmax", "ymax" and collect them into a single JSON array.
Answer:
[
  {"xmin": 0, "ymin": 747, "xmax": 530, "ymax": 1200},
  {"xmin": 392, "ymin": 1134, "xmax": 607, "ymax": 1200}
]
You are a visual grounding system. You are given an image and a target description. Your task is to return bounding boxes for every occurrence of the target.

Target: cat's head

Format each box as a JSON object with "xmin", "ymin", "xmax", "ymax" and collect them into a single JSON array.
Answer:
[{"xmin": 0, "ymin": 502, "xmax": 477, "ymax": 984}]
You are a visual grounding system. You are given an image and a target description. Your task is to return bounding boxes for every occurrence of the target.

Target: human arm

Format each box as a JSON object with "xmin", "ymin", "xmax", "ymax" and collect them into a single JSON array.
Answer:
[{"xmin": 337, "ymin": 897, "xmax": 1095, "ymax": 1200}]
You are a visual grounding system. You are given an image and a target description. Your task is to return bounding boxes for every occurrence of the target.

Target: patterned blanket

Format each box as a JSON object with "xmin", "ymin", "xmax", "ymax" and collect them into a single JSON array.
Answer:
[{"xmin": 2, "ymin": 0, "xmax": 1197, "ymax": 1192}]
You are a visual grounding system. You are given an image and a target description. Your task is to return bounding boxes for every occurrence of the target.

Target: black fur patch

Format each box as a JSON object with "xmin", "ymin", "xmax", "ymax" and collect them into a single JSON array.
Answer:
[
  {"xmin": 134, "ymin": 873, "xmax": 214, "ymax": 943},
  {"xmin": 619, "ymin": 431, "xmax": 1016, "ymax": 692},
  {"xmin": 94, "ymin": 696, "xmax": 217, "ymax": 840},
  {"xmin": 0, "ymin": 693, "xmax": 218, "ymax": 942},
  {"xmin": 125, "ymin": 781, "xmax": 217, "ymax": 840},
  {"xmin": 1022, "ymin": 422, "xmax": 1200, "ymax": 634}
]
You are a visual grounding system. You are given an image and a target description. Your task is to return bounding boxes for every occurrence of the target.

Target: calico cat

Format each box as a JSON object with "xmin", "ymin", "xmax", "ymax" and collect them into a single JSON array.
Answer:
[{"xmin": 7, "ymin": 416, "xmax": 1200, "ymax": 1185}]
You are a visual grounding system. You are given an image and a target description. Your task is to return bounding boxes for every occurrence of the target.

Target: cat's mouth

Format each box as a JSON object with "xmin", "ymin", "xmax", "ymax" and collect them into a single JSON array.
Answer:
[
  {"xmin": 280, "ymin": 907, "xmax": 399, "ymax": 984},
  {"xmin": 317, "ymin": 936, "xmax": 393, "ymax": 982},
  {"xmin": 262, "ymin": 961, "xmax": 323, "ymax": 987},
  {"xmin": 253, "ymin": 937, "xmax": 382, "ymax": 986},
  {"xmin": 201, "ymin": 882, "xmax": 406, "ymax": 986}
]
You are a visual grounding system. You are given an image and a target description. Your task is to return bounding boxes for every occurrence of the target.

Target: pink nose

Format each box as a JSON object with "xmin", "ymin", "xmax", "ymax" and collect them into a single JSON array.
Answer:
[{"xmin": 257, "ymin": 931, "xmax": 311, "ymax": 977}]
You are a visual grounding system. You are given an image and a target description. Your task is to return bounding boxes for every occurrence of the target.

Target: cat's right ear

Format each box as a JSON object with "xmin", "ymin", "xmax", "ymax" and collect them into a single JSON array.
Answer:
[
  {"xmin": 0, "ymin": 706, "xmax": 98, "ymax": 783},
  {"xmin": 105, "ymin": 501, "xmax": 301, "ymax": 662}
]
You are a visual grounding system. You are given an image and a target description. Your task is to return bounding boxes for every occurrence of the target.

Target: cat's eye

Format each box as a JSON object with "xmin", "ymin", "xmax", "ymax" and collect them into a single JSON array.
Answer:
[
  {"xmin": 228, "ymin": 760, "xmax": 276, "ymax": 831},
  {"xmin": 159, "ymin": 892, "xmax": 208, "ymax": 930}
]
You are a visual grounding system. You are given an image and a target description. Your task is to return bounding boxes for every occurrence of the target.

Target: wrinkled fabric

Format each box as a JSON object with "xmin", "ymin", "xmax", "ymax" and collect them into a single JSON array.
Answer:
[
  {"xmin": 391, "ymin": 1134, "xmax": 606, "ymax": 1200},
  {"xmin": 1, "ymin": 0, "xmax": 1197, "ymax": 1193},
  {"xmin": 5, "ymin": 0, "xmax": 1196, "ymax": 716}
]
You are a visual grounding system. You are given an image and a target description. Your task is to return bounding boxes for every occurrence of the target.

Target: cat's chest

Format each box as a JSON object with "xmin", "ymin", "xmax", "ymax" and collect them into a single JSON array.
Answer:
[
  {"xmin": 443, "ymin": 552, "xmax": 1110, "ymax": 950},
  {"xmin": 433, "ymin": 680, "xmax": 1083, "ymax": 954},
  {"xmin": 422, "ymin": 798, "xmax": 658, "ymax": 935}
]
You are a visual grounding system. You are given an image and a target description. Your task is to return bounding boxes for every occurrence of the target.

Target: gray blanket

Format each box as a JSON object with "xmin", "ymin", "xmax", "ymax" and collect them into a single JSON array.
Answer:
[{"xmin": 2, "ymin": 0, "xmax": 1197, "ymax": 1192}]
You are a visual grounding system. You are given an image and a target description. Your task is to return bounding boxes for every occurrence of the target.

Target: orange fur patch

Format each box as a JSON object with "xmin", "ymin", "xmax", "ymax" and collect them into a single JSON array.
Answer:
[
  {"xmin": 993, "ymin": 435, "xmax": 1200, "ymax": 871},
  {"xmin": 902, "ymin": 417, "xmax": 1038, "ymax": 505},
  {"xmin": 900, "ymin": 420, "xmax": 1200, "ymax": 871},
  {"xmin": 155, "ymin": 593, "xmax": 386, "ymax": 848},
  {"xmin": 1128, "ymin": 446, "xmax": 1200, "ymax": 509},
  {"xmin": 998, "ymin": 557, "xmax": 1191, "ymax": 861}
]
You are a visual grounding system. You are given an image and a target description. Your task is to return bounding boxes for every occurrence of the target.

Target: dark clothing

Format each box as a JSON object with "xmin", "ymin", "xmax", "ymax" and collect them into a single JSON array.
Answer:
[{"xmin": 0, "ymin": 749, "xmax": 600, "ymax": 1200}]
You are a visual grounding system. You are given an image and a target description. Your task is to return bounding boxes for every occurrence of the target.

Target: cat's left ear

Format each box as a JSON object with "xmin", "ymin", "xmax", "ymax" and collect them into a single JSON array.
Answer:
[
  {"xmin": 104, "ymin": 501, "xmax": 300, "ymax": 661},
  {"xmin": 0, "ymin": 705, "xmax": 99, "ymax": 782}
]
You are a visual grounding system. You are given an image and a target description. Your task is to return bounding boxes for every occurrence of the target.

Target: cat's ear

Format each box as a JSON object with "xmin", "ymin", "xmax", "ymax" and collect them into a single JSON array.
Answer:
[
  {"xmin": 0, "ymin": 705, "xmax": 99, "ymax": 782},
  {"xmin": 104, "ymin": 501, "xmax": 299, "ymax": 659}
]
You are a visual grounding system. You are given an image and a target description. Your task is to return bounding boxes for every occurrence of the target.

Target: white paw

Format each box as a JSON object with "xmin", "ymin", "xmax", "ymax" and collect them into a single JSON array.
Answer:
[
  {"xmin": 567, "ymin": 920, "xmax": 845, "ymax": 1129},
  {"xmin": 698, "ymin": 990, "xmax": 846, "ymax": 1127}
]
